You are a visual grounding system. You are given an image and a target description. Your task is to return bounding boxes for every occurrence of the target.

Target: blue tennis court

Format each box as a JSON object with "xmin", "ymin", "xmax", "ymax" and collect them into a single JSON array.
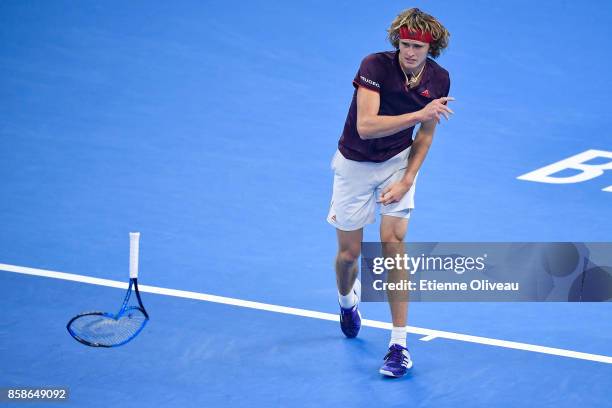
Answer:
[{"xmin": 1, "ymin": 1, "xmax": 611, "ymax": 406}]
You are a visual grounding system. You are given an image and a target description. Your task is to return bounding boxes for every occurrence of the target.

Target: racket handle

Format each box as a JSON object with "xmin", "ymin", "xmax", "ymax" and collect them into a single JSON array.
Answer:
[{"xmin": 129, "ymin": 232, "xmax": 140, "ymax": 279}]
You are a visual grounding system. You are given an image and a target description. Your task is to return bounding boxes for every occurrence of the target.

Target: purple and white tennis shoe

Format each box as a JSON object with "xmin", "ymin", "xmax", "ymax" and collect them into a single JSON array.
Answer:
[
  {"xmin": 339, "ymin": 279, "xmax": 361, "ymax": 338},
  {"xmin": 380, "ymin": 344, "xmax": 413, "ymax": 377}
]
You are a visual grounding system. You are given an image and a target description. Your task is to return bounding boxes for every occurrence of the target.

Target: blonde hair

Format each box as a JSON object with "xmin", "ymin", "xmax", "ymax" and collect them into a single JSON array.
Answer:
[{"xmin": 387, "ymin": 8, "xmax": 450, "ymax": 58}]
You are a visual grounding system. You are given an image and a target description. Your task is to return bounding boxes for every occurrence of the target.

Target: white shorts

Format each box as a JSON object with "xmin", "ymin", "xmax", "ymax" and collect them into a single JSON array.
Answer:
[{"xmin": 327, "ymin": 147, "xmax": 418, "ymax": 231}]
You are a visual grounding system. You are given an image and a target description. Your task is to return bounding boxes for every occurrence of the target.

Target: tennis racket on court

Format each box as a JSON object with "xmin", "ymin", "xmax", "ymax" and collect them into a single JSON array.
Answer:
[{"xmin": 67, "ymin": 232, "xmax": 150, "ymax": 347}]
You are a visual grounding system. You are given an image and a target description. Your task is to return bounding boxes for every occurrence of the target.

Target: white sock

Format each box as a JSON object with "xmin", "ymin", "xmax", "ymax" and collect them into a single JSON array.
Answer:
[
  {"xmin": 338, "ymin": 289, "xmax": 356, "ymax": 309},
  {"xmin": 389, "ymin": 326, "xmax": 407, "ymax": 348}
]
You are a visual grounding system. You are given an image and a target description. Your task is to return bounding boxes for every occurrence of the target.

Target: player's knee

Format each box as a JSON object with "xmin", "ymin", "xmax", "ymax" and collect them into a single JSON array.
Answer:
[
  {"xmin": 381, "ymin": 230, "xmax": 404, "ymax": 243},
  {"xmin": 337, "ymin": 247, "xmax": 360, "ymax": 265}
]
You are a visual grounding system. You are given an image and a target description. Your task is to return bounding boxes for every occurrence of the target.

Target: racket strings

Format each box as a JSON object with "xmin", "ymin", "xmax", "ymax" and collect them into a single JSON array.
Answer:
[{"xmin": 68, "ymin": 308, "xmax": 148, "ymax": 346}]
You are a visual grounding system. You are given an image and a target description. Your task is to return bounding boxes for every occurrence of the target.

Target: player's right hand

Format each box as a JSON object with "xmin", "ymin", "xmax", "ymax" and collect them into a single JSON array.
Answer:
[{"xmin": 419, "ymin": 96, "xmax": 455, "ymax": 123}]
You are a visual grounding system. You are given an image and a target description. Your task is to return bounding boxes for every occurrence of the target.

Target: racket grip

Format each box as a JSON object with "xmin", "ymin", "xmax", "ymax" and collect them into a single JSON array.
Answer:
[{"xmin": 129, "ymin": 232, "xmax": 140, "ymax": 279}]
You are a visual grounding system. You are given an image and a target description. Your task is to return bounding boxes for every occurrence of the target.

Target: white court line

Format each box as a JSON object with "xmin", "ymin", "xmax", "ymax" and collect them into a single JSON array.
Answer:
[
  {"xmin": 1, "ymin": 262, "xmax": 611, "ymax": 365},
  {"xmin": 420, "ymin": 334, "xmax": 438, "ymax": 342}
]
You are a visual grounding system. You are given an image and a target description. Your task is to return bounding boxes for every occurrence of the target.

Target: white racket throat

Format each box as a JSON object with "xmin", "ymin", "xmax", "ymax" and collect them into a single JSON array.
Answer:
[{"xmin": 129, "ymin": 232, "xmax": 140, "ymax": 279}]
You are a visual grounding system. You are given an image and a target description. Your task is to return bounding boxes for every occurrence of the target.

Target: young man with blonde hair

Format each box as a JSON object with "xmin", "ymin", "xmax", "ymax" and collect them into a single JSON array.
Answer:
[{"xmin": 327, "ymin": 8, "xmax": 453, "ymax": 377}]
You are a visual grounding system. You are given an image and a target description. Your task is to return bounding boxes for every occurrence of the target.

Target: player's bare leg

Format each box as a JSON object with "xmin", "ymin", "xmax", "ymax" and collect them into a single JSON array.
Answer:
[
  {"xmin": 380, "ymin": 215, "xmax": 409, "ymax": 327},
  {"xmin": 378, "ymin": 214, "xmax": 414, "ymax": 376},
  {"xmin": 335, "ymin": 228, "xmax": 363, "ymax": 338},
  {"xmin": 335, "ymin": 228, "xmax": 362, "ymax": 296}
]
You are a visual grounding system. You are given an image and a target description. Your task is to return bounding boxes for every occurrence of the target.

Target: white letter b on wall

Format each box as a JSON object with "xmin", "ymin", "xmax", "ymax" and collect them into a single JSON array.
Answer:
[{"xmin": 517, "ymin": 149, "xmax": 612, "ymax": 192}]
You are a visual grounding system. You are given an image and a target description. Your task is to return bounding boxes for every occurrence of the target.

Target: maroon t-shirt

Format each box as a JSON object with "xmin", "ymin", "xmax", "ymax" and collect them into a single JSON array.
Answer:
[{"xmin": 338, "ymin": 51, "xmax": 450, "ymax": 162}]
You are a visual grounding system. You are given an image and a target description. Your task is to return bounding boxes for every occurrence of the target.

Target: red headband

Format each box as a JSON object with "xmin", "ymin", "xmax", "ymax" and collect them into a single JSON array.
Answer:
[{"xmin": 399, "ymin": 26, "xmax": 433, "ymax": 43}]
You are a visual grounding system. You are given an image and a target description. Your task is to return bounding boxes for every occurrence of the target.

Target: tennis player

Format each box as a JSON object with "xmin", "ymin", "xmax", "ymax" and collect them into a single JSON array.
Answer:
[{"xmin": 327, "ymin": 8, "xmax": 453, "ymax": 377}]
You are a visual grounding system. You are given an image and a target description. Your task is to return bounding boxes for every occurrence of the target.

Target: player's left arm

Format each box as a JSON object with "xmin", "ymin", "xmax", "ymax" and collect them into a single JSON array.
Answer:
[
  {"xmin": 380, "ymin": 119, "xmax": 437, "ymax": 205},
  {"xmin": 403, "ymin": 118, "xmax": 436, "ymax": 182}
]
